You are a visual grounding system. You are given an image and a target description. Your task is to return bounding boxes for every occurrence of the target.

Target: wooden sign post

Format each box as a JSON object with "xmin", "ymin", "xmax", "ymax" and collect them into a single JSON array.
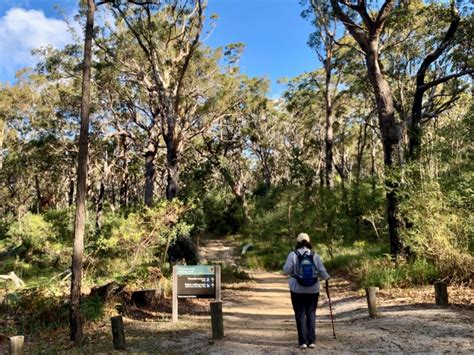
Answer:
[{"xmin": 172, "ymin": 265, "xmax": 221, "ymax": 323}]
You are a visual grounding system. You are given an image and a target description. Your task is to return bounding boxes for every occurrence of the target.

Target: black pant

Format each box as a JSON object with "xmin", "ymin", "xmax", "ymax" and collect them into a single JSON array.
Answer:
[{"xmin": 290, "ymin": 291, "xmax": 319, "ymax": 345}]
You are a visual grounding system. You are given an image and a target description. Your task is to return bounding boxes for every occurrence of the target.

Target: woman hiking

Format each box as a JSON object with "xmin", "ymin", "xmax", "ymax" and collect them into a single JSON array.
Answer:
[{"xmin": 283, "ymin": 233, "xmax": 330, "ymax": 349}]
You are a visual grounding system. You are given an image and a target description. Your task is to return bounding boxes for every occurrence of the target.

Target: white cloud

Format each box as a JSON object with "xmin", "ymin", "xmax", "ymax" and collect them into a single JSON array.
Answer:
[{"xmin": 0, "ymin": 8, "xmax": 73, "ymax": 80}]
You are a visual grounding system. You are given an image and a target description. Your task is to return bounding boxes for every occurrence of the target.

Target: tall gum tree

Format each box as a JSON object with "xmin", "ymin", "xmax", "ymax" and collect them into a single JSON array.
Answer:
[
  {"xmin": 70, "ymin": 0, "xmax": 95, "ymax": 343},
  {"xmin": 329, "ymin": 0, "xmax": 404, "ymax": 256},
  {"xmin": 303, "ymin": 0, "xmax": 345, "ymax": 189},
  {"xmin": 104, "ymin": 0, "xmax": 241, "ymax": 204},
  {"xmin": 109, "ymin": 0, "xmax": 205, "ymax": 201}
]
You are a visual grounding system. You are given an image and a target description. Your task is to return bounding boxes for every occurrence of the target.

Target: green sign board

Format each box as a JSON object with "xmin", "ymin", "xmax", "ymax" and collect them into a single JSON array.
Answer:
[
  {"xmin": 176, "ymin": 265, "xmax": 216, "ymax": 276},
  {"xmin": 176, "ymin": 265, "xmax": 217, "ymax": 298}
]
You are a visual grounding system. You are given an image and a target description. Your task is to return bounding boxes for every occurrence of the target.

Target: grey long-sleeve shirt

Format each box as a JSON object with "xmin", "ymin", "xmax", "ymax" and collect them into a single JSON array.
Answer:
[{"xmin": 283, "ymin": 247, "xmax": 330, "ymax": 294}]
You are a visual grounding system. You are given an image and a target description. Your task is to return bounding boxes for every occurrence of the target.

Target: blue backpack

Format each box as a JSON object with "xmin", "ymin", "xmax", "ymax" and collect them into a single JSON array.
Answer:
[{"xmin": 293, "ymin": 250, "xmax": 318, "ymax": 287}]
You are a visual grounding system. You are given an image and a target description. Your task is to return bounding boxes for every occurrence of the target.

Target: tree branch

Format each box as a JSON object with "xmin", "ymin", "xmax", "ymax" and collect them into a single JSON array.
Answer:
[{"xmin": 421, "ymin": 69, "xmax": 474, "ymax": 91}]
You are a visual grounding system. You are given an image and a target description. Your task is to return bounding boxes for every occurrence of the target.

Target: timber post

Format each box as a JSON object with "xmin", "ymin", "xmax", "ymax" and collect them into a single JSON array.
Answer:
[
  {"xmin": 9, "ymin": 335, "xmax": 24, "ymax": 355},
  {"xmin": 434, "ymin": 281, "xmax": 448, "ymax": 306},
  {"xmin": 111, "ymin": 315, "xmax": 126, "ymax": 350},
  {"xmin": 365, "ymin": 287, "xmax": 378, "ymax": 318},
  {"xmin": 210, "ymin": 301, "xmax": 224, "ymax": 339}
]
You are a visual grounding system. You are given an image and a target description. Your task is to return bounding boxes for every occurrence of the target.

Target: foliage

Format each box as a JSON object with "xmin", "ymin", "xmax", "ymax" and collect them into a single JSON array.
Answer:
[
  {"xmin": 90, "ymin": 200, "xmax": 193, "ymax": 280},
  {"xmin": 192, "ymin": 189, "xmax": 245, "ymax": 236},
  {"xmin": 220, "ymin": 264, "xmax": 251, "ymax": 283},
  {"xmin": 0, "ymin": 1, "xmax": 472, "ymax": 341},
  {"xmin": 6, "ymin": 213, "xmax": 55, "ymax": 250},
  {"xmin": 400, "ymin": 179, "xmax": 473, "ymax": 282},
  {"xmin": 2, "ymin": 213, "xmax": 70, "ymax": 275},
  {"xmin": 1, "ymin": 285, "xmax": 104, "ymax": 334},
  {"xmin": 358, "ymin": 257, "xmax": 440, "ymax": 289},
  {"xmin": 244, "ymin": 182, "xmax": 385, "ymax": 259}
]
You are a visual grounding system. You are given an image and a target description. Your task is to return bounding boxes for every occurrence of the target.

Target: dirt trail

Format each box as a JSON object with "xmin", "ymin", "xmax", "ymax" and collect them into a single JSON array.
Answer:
[
  {"xmin": 186, "ymin": 239, "xmax": 474, "ymax": 354},
  {"xmin": 2, "ymin": 239, "xmax": 471, "ymax": 353}
]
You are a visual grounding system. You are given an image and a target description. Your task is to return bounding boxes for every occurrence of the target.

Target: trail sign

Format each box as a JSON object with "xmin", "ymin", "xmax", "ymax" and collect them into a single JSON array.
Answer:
[
  {"xmin": 172, "ymin": 265, "xmax": 221, "ymax": 322},
  {"xmin": 176, "ymin": 265, "xmax": 216, "ymax": 298}
]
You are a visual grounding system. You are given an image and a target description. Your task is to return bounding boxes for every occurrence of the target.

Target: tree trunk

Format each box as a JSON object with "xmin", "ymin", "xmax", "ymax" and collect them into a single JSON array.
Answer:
[
  {"xmin": 165, "ymin": 144, "xmax": 179, "ymax": 200},
  {"xmin": 324, "ymin": 47, "xmax": 334, "ymax": 189},
  {"xmin": 370, "ymin": 126, "xmax": 377, "ymax": 193},
  {"xmin": 70, "ymin": 0, "xmax": 94, "ymax": 344},
  {"xmin": 408, "ymin": 12, "xmax": 461, "ymax": 162},
  {"xmin": 119, "ymin": 135, "xmax": 129, "ymax": 208},
  {"xmin": 95, "ymin": 180, "xmax": 105, "ymax": 236},
  {"xmin": 144, "ymin": 142, "xmax": 156, "ymax": 207},
  {"xmin": 68, "ymin": 178, "xmax": 75, "ymax": 207},
  {"xmin": 261, "ymin": 158, "xmax": 272, "ymax": 193},
  {"xmin": 119, "ymin": 175, "xmax": 128, "ymax": 208},
  {"xmin": 354, "ymin": 121, "xmax": 368, "ymax": 238},
  {"xmin": 365, "ymin": 40, "xmax": 404, "ymax": 257}
]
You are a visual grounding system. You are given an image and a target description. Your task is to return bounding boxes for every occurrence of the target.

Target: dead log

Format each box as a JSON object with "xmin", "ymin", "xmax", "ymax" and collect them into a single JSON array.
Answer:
[{"xmin": 90, "ymin": 281, "xmax": 125, "ymax": 301}]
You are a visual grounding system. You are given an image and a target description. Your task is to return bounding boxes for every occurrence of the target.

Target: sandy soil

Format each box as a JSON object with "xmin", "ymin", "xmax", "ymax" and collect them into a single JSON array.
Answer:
[
  {"xmin": 1, "ymin": 239, "xmax": 472, "ymax": 354},
  {"xmin": 152, "ymin": 270, "xmax": 473, "ymax": 354},
  {"xmin": 157, "ymin": 238, "xmax": 474, "ymax": 354}
]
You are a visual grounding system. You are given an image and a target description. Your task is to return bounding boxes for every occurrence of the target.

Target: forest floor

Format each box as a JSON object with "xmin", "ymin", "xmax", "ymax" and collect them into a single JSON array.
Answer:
[{"xmin": 1, "ymin": 238, "xmax": 473, "ymax": 354}]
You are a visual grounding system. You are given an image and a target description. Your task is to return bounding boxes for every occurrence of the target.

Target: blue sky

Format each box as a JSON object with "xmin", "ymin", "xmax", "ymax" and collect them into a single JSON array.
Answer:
[{"xmin": 0, "ymin": 0, "xmax": 318, "ymax": 96}]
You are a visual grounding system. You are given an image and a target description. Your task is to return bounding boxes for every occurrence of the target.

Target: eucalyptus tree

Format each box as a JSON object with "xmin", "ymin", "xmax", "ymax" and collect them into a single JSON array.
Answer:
[
  {"xmin": 105, "ymin": 0, "xmax": 228, "ymax": 201},
  {"xmin": 70, "ymin": 0, "xmax": 96, "ymax": 343},
  {"xmin": 283, "ymin": 72, "xmax": 331, "ymax": 187},
  {"xmin": 328, "ymin": 0, "xmax": 406, "ymax": 256},
  {"xmin": 302, "ymin": 0, "xmax": 347, "ymax": 189},
  {"xmin": 241, "ymin": 78, "xmax": 282, "ymax": 193},
  {"xmin": 0, "ymin": 81, "xmax": 39, "ymax": 217},
  {"xmin": 382, "ymin": 1, "xmax": 474, "ymax": 162},
  {"xmin": 192, "ymin": 74, "xmax": 267, "ymax": 221}
]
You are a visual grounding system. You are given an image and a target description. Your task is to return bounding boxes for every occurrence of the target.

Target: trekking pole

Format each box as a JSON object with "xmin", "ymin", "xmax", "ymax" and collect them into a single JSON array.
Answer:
[{"xmin": 325, "ymin": 279, "xmax": 336, "ymax": 339}]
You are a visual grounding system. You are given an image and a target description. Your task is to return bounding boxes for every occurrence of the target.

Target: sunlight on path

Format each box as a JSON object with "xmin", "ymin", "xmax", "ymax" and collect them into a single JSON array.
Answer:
[{"xmin": 193, "ymin": 239, "xmax": 474, "ymax": 354}]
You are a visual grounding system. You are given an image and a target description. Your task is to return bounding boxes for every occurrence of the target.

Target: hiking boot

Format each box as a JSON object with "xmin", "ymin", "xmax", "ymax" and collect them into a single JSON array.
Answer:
[
  {"xmin": 308, "ymin": 343, "xmax": 316, "ymax": 348},
  {"xmin": 300, "ymin": 344, "xmax": 308, "ymax": 349}
]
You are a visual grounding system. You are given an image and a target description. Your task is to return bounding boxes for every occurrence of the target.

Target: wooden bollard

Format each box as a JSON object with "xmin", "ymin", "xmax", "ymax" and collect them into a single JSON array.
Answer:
[
  {"xmin": 210, "ymin": 301, "xmax": 224, "ymax": 339},
  {"xmin": 9, "ymin": 336, "xmax": 24, "ymax": 355},
  {"xmin": 365, "ymin": 287, "xmax": 378, "ymax": 318},
  {"xmin": 434, "ymin": 281, "xmax": 448, "ymax": 306},
  {"xmin": 111, "ymin": 316, "xmax": 126, "ymax": 350}
]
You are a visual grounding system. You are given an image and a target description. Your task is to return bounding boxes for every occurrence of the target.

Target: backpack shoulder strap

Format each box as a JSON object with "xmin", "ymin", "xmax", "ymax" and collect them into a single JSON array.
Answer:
[{"xmin": 309, "ymin": 251, "xmax": 317, "ymax": 268}]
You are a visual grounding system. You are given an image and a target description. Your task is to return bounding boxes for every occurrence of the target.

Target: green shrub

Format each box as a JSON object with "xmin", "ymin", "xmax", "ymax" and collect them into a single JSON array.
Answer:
[
  {"xmin": 400, "ymin": 179, "xmax": 474, "ymax": 281},
  {"xmin": 220, "ymin": 264, "xmax": 251, "ymax": 283},
  {"xmin": 243, "ymin": 239, "xmax": 292, "ymax": 271},
  {"xmin": 43, "ymin": 208, "xmax": 74, "ymax": 243},
  {"xmin": 5, "ymin": 287, "xmax": 104, "ymax": 334},
  {"xmin": 2, "ymin": 213, "xmax": 69, "ymax": 275},
  {"xmin": 13, "ymin": 287, "xmax": 68, "ymax": 332},
  {"xmin": 358, "ymin": 258, "xmax": 396, "ymax": 289},
  {"xmin": 6, "ymin": 213, "xmax": 55, "ymax": 250},
  {"xmin": 81, "ymin": 296, "xmax": 105, "ymax": 322},
  {"xmin": 91, "ymin": 200, "xmax": 193, "ymax": 279},
  {"xmin": 358, "ymin": 257, "xmax": 440, "ymax": 289}
]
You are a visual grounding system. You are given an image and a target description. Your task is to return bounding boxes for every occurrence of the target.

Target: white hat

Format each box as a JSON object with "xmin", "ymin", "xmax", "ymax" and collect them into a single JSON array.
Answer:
[{"xmin": 296, "ymin": 233, "xmax": 310, "ymax": 243}]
